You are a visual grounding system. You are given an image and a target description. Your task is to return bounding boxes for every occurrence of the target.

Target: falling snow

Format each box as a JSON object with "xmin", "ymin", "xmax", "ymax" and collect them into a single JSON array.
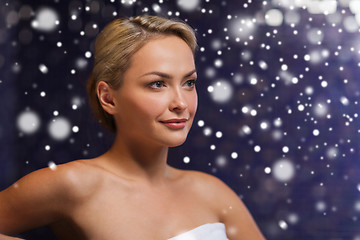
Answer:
[{"xmin": 0, "ymin": 0, "xmax": 360, "ymax": 239}]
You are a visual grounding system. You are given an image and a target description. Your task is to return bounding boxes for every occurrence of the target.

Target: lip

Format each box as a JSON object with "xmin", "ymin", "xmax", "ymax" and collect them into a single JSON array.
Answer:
[{"xmin": 160, "ymin": 118, "xmax": 188, "ymax": 129}]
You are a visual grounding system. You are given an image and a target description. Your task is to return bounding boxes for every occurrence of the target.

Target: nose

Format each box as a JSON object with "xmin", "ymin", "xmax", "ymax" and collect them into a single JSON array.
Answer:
[{"xmin": 169, "ymin": 88, "xmax": 188, "ymax": 112}]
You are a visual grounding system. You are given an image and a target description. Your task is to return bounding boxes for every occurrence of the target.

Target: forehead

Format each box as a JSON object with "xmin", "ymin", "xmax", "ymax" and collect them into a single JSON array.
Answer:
[{"xmin": 128, "ymin": 35, "xmax": 195, "ymax": 76}]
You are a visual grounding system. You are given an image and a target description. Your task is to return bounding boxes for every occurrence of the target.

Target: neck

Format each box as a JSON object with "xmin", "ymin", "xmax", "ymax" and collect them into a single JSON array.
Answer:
[{"xmin": 102, "ymin": 134, "xmax": 170, "ymax": 184}]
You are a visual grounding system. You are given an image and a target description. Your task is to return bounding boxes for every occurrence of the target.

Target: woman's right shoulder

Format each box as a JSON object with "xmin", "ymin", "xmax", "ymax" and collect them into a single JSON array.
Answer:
[
  {"xmin": 38, "ymin": 159, "xmax": 104, "ymax": 200},
  {"xmin": 4, "ymin": 159, "xmax": 103, "ymax": 204},
  {"xmin": 0, "ymin": 159, "xmax": 102, "ymax": 234}
]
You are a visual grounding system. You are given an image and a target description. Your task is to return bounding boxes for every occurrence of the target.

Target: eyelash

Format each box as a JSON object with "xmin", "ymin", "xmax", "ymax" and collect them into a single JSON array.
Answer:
[
  {"xmin": 185, "ymin": 79, "xmax": 197, "ymax": 88},
  {"xmin": 147, "ymin": 79, "xmax": 197, "ymax": 89},
  {"xmin": 148, "ymin": 81, "xmax": 166, "ymax": 89}
]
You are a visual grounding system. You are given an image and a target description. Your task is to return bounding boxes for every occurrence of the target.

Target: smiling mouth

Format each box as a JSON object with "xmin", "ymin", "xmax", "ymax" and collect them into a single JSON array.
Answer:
[{"xmin": 160, "ymin": 119, "xmax": 187, "ymax": 129}]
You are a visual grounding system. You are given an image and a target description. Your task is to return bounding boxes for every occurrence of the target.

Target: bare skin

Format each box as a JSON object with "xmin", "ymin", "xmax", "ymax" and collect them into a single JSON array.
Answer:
[{"xmin": 0, "ymin": 36, "xmax": 265, "ymax": 240}]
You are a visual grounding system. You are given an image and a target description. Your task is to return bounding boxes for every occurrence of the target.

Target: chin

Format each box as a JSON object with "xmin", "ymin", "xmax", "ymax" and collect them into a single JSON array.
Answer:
[{"xmin": 164, "ymin": 136, "xmax": 188, "ymax": 148}]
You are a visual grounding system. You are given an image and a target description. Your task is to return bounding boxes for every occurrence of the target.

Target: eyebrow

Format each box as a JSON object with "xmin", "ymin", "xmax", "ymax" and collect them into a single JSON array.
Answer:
[{"xmin": 140, "ymin": 69, "xmax": 197, "ymax": 79}]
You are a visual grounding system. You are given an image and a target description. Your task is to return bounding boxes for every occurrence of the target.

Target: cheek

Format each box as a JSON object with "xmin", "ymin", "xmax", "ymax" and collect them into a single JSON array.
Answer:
[
  {"xmin": 189, "ymin": 91, "xmax": 198, "ymax": 115},
  {"xmin": 128, "ymin": 93, "xmax": 167, "ymax": 119}
]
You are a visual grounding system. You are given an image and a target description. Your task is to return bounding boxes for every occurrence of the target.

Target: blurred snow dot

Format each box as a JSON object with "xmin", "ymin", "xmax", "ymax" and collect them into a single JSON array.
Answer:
[
  {"xmin": 309, "ymin": 50, "xmax": 322, "ymax": 64},
  {"xmin": 72, "ymin": 126, "xmax": 79, "ymax": 133},
  {"xmin": 177, "ymin": 0, "xmax": 200, "ymax": 11},
  {"xmin": 265, "ymin": 9, "xmax": 284, "ymax": 26},
  {"xmin": 40, "ymin": 91, "xmax": 46, "ymax": 97},
  {"xmin": 48, "ymin": 117, "xmax": 71, "ymax": 141},
  {"xmin": 315, "ymin": 201, "xmax": 327, "ymax": 212},
  {"xmin": 205, "ymin": 67, "xmax": 216, "ymax": 78},
  {"xmin": 210, "ymin": 145, "xmax": 216, "ymax": 150},
  {"xmin": 183, "ymin": 156, "xmax": 190, "ymax": 164},
  {"xmin": 274, "ymin": 118, "xmax": 282, "ymax": 127},
  {"xmin": 207, "ymin": 86, "xmax": 214, "ymax": 93},
  {"xmin": 344, "ymin": 16, "xmax": 359, "ymax": 33},
  {"xmin": 314, "ymin": 103, "xmax": 328, "ymax": 118},
  {"xmin": 215, "ymin": 155, "xmax": 227, "ymax": 167},
  {"xmin": 71, "ymin": 97, "xmax": 83, "ymax": 108},
  {"xmin": 357, "ymin": 184, "xmax": 360, "ymax": 192},
  {"xmin": 209, "ymin": 80, "xmax": 233, "ymax": 104},
  {"xmin": 313, "ymin": 129, "xmax": 320, "ymax": 136},
  {"xmin": 121, "ymin": 0, "xmax": 136, "ymax": 5},
  {"xmin": 231, "ymin": 152, "xmax": 238, "ymax": 159},
  {"xmin": 279, "ymin": 220, "xmax": 288, "ymax": 230},
  {"xmin": 288, "ymin": 213, "xmax": 299, "ymax": 224},
  {"xmin": 354, "ymin": 200, "xmax": 360, "ymax": 211},
  {"xmin": 48, "ymin": 161, "xmax": 57, "ymax": 170},
  {"xmin": 260, "ymin": 121, "xmax": 269, "ymax": 130},
  {"xmin": 45, "ymin": 145, "xmax": 51, "ymax": 151},
  {"xmin": 258, "ymin": 60, "xmax": 268, "ymax": 70},
  {"xmin": 214, "ymin": 59, "xmax": 223, "ymax": 68},
  {"xmin": 215, "ymin": 131, "xmax": 223, "ymax": 138},
  {"xmin": 32, "ymin": 7, "xmax": 59, "ymax": 32},
  {"xmin": 233, "ymin": 73, "xmax": 244, "ymax": 84},
  {"xmin": 152, "ymin": 4, "xmax": 161, "ymax": 13},
  {"xmin": 12, "ymin": 62, "xmax": 21, "ymax": 73},
  {"xmin": 272, "ymin": 159, "xmax": 295, "ymax": 182},
  {"xmin": 285, "ymin": 10, "xmax": 300, "ymax": 25},
  {"xmin": 281, "ymin": 64, "xmax": 288, "ymax": 71},
  {"xmin": 254, "ymin": 145, "xmax": 261, "ymax": 152},
  {"xmin": 292, "ymin": 77, "xmax": 298, "ymax": 84},
  {"xmin": 85, "ymin": 51, "xmax": 92, "ymax": 58},
  {"xmin": 53, "ymin": 111, "xmax": 59, "ymax": 116},
  {"xmin": 242, "ymin": 106, "xmax": 250, "ymax": 114},
  {"xmin": 305, "ymin": 86, "xmax": 314, "ymax": 95},
  {"xmin": 211, "ymin": 39, "xmax": 222, "ymax": 50},
  {"xmin": 264, "ymin": 167, "xmax": 271, "ymax": 174},
  {"xmin": 282, "ymin": 146, "xmax": 289, "ymax": 153},
  {"xmin": 321, "ymin": 81, "xmax": 328, "ymax": 87},
  {"xmin": 272, "ymin": 130, "xmax": 283, "ymax": 141},
  {"xmin": 349, "ymin": 0, "xmax": 360, "ymax": 14},
  {"xmin": 250, "ymin": 77, "xmax": 258, "ymax": 85},
  {"xmin": 298, "ymin": 104, "xmax": 305, "ymax": 111},
  {"xmin": 241, "ymin": 125, "xmax": 252, "ymax": 135},
  {"xmin": 304, "ymin": 54, "xmax": 311, "ymax": 61},
  {"xmin": 203, "ymin": 127, "xmax": 212, "ymax": 136},
  {"xmin": 307, "ymin": 28, "xmax": 324, "ymax": 44},
  {"xmin": 250, "ymin": 109, "xmax": 257, "ymax": 116},
  {"xmin": 76, "ymin": 58, "xmax": 88, "ymax": 69},
  {"xmin": 340, "ymin": 96, "xmax": 349, "ymax": 106},
  {"xmin": 39, "ymin": 64, "xmax": 48, "ymax": 74},
  {"xmin": 326, "ymin": 146, "xmax": 338, "ymax": 159},
  {"xmin": 197, "ymin": 120, "xmax": 205, "ymax": 127},
  {"xmin": 17, "ymin": 110, "xmax": 41, "ymax": 134}
]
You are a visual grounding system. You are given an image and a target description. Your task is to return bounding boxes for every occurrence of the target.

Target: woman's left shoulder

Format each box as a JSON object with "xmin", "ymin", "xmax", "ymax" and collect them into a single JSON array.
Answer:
[{"xmin": 180, "ymin": 170, "xmax": 266, "ymax": 239}]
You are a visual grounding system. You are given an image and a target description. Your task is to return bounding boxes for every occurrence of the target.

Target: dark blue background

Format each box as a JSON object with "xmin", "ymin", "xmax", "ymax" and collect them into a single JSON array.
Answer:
[{"xmin": 1, "ymin": 0, "xmax": 360, "ymax": 239}]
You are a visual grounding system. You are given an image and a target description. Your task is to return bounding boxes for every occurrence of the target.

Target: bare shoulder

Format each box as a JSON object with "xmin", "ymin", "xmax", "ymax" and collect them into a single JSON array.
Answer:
[
  {"xmin": 1, "ymin": 159, "xmax": 102, "ymax": 210},
  {"xmin": 0, "ymin": 159, "xmax": 102, "ymax": 235},
  {"xmin": 178, "ymin": 170, "xmax": 266, "ymax": 239}
]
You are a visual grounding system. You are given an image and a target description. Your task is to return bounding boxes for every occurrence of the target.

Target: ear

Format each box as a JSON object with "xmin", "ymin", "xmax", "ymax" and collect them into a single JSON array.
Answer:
[{"xmin": 97, "ymin": 81, "xmax": 117, "ymax": 115}]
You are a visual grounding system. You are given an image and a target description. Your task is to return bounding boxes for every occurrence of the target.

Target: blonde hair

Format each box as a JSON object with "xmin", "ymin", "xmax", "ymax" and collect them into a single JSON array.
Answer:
[{"xmin": 87, "ymin": 15, "xmax": 197, "ymax": 133}]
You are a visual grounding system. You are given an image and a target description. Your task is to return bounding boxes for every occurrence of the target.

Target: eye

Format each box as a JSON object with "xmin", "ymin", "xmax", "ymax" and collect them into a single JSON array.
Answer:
[
  {"xmin": 148, "ymin": 81, "xmax": 166, "ymax": 89},
  {"xmin": 184, "ymin": 79, "xmax": 197, "ymax": 88}
]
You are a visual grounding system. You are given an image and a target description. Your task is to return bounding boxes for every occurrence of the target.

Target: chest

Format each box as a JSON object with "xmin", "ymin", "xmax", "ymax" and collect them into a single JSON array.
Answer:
[{"xmin": 63, "ymin": 184, "xmax": 219, "ymax": 240}]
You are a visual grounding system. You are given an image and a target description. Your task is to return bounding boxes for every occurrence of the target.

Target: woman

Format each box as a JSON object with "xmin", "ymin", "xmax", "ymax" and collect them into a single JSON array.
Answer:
[{"xmin": 0, "ymin": 15, "xmax": 265, "ymax": 240}]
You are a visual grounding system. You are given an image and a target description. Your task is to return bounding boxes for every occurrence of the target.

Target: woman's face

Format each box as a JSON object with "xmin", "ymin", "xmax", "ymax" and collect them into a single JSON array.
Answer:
[{"xmin": 112, "ymin": 35, "xmax": 198, "ymax": 147}]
